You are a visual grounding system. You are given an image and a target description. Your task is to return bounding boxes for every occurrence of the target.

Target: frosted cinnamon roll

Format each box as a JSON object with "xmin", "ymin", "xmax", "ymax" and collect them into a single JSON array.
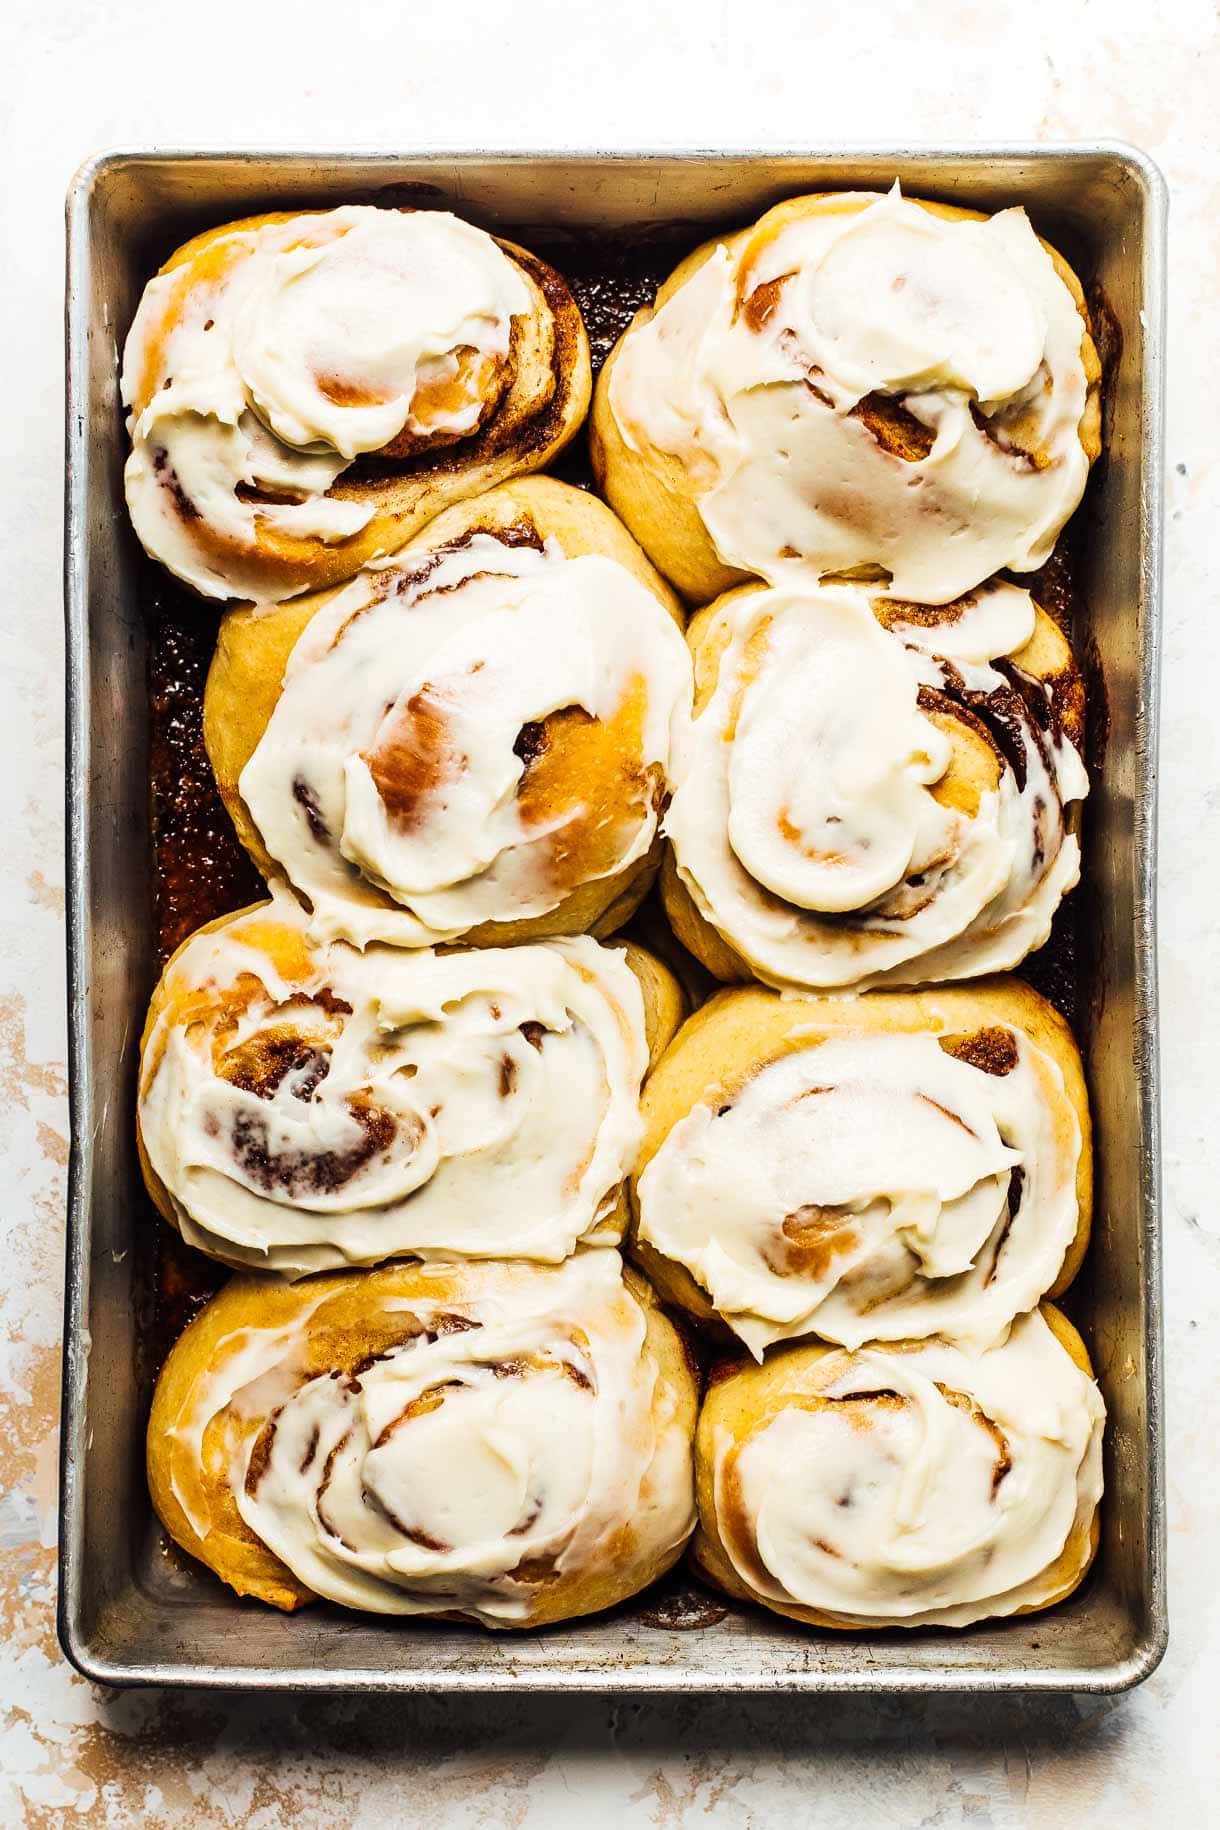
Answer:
[
  {"xmin": 147, "ymin": 1250, "xmax": 698, "ymax": 1624},
  {"xmin": 137, "ymin": 892, "xmax": 683, "ymax": 1276},
  {"xmin": 205, "ymin": 479, "xmax": 691, "ymax": 949},
  {"xmin": 593, "ymin": 188, "xmax": 1101, "ymax": 605},
  {"xmin": 122, "ymin": 206, "xmax": 590, "ymax": 603},
  {"xmin": 662, "ymin": 574, "xmax": 1087, "ymax": 990},
  {"xmin": 693, "ymin": 1304, "xmax": 1103, "ymax": 1630},
  {"xmin": 632, "ymin": 980, "xmax": 1090, "ymax": 1356}
]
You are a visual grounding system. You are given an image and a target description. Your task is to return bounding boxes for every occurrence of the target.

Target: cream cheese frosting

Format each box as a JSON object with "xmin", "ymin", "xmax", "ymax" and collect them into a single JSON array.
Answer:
[
  {"xmin": 608, "ymin": 187, "xmax": 1094, "ymax": 603},
  {"xmin": 139, "ymin": 893, "xmax": 649, "ymax": 1275},
  {"xmin": 637, "ymin": 1027, "xmax": 1082, "ymax": 1356},
  {"xmin": 168, "ymin": 1251, "xmax": 695, "ymax": 1623},
  {"xmin": 666, "ymin": 576, "xmax": 1087, "ymax": 989},
  {"xmin": 238, "ymin": 530, "xmax": 693, "ymax": 947},
  {"xmin": 121, "ymin": 207, "xmax": 532, "ymax": 600},
  {"xmin": 707, "ymin": 1309, "xmax": 1104, "ymax": 1627}
]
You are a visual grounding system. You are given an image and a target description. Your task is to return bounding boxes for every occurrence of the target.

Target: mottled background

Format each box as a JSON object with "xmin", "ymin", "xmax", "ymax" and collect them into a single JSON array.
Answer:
[{"xmin": 0, "ymin": 0, "xmax": 1212, "ymax": 1822}]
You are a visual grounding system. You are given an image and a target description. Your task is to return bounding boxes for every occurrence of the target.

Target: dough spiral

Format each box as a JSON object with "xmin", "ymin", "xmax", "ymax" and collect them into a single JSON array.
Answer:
[
  {"xmin": 147, "ymin": 1251, "xmax": 698, "ymax": 1625},
  {"xmin": 662, "ymin": 574, "xmax": 1087, "ymax": 990},
  {"xmin": 632, "ymin": 979, "xmax": 1090, "ymax": 1356},
  {"xmin": 206, "ymin": 480, "xmax": 692, "ymax": 949},
  {"xmin": 595, "ymin": 187, "xmax": 1100, "ymax": 606},
  {"xmin": 139, "ymin": 892, "xmax": 683, "ymax": 1275},
  {"xmin": 693, "ymin": 1304, "xmax": 1103, "ymax": 1629},
  {"xmin": 123, "ymin": 206, "xmax": 590, "ymax": 603}
]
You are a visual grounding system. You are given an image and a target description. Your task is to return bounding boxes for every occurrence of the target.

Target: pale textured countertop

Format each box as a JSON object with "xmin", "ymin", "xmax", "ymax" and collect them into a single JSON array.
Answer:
[{"xmin": 0, "ymin": 0, "xmax": 1211, "ymax": 1821}]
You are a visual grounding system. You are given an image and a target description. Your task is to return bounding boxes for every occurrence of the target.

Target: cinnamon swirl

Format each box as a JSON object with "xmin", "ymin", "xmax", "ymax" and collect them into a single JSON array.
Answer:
[
  {"xmin": 122, "ymin": 206, "xmax": 590, "ymax": 603},
  {"xmin": 662, "ymin": 574, "xmax": 1087, "ymax": 989},
  {"xmin": 138, "ymin": 891, "xmax": 683, "ymax": 1276},
  {"xmin": 692, "ymin": 1304, "xmax": 1103, "ymax": 1629},
  {"xmin": 147, "ymin": 1250, "xmax": 698, "ymax": 1624},
  {"xmin": 205, "ymin": 478, "xmax": 692, "ymax": 948},
  {"xmin": 594, "ymin": 187, "xmax": 1100, "ymax": 605},
  {"xmin": 632, "ymin": 978, "xmax": 1090, "ymax": 1356}
]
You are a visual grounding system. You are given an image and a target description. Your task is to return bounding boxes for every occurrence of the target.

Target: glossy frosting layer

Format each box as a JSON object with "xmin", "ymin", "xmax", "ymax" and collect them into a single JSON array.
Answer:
[
  {"xmin": 639, "ymin": 1026, "xmax": 1081, "ymax": 1354},
  {"xmin": 140, "ymin": 894, "xmax": 648, "ymax": 1274},
  {"xmin": 122, "ymin": 207, "xmax": 531, "ymax": 599},
  {"xmin": 707, "ymin": 1309, "xmax": 1103, "ymax": 1626},
  {"xmin": 239, "ymin": 530, "xmax": 692, "ymax": 945},
  {"xmin": 666, "ymin": 576, "xmax": 1087, "ymax": 988},
  {"xmin": 609, "ymin": 188, "xmax": 1095, "ymax": 603},
  {"xmin": 168, "ymin": 1251, "xmax": 695, "ymax": 1622}
]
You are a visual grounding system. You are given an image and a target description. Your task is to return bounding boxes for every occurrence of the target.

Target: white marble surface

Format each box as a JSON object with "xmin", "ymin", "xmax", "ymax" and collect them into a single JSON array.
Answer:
[{"xmin": 0, "ymin": 0, "xmax": 1213, "ymax": 1820}]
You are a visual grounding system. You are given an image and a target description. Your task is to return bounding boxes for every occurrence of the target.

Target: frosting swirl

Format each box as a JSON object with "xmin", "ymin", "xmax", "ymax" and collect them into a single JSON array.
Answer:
[
  {"xmin": 638, "ymin": 1023, "xmax": 1083, "ymax": 1355},
  {"xmin": 666, "ymin": 576, "xmax": 1087, "ymax": 988},
  {"xmin": 162, "ymin": 1251, "xmax": 695, "ymax": 1623},
  {"xmin": 700, "ymin": 1308, "xmax": 1103, "ymax": 1628},
  {"xmin": 122, "ymin": 207, "xmax": 532, "ymax": 600},
  {"xmin": 236, "ymin": 529, "xmax": 692, "ymax": 947},
  {"xmin": 609, "ymin": 187, "xmax": 1098, "ymax": 604},
  {"xmin": 139, "ymin": 895, "xmax": 649, "ymax": 1274}
]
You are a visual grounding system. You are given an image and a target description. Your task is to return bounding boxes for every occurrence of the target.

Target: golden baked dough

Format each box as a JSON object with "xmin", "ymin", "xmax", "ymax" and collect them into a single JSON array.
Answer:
[
  {"xmin": 123, "ymin": 206, "xmax": 591, "ymax": 604},
  {"xmin": 692, "ymin": 1302, "xmax": 1103, "ymax": 1629},
  {"xmin": 204, "ymin": 477, "xmax": 690, "ymax": 949},
  {"xmin": 661, "ymin": 573, "xmax": 1087, "ymax": 991},
  {"xmin": 137, "ymin": 893, "xmax": 684, "ymax": 1275},
  {"xmin": 147, "ymin": 1251, "xmax": 698, "ymax": 1625},
  {"xmin": 620, "ymin": 888, "xmax": 718, "ymax": 1016},
  {"xmin": 630, "ymin": 977, "xmax": 1091, "ymax": 1354},
  {"xmin": 592, "ymin": 190, "xmax": 1101, "ymax": 606}
]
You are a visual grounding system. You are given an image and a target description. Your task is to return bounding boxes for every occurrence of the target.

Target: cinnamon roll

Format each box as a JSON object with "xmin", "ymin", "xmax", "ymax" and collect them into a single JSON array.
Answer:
[
  {"xmin": 147, "ymin": 1250, "xmax": 698, "ymax": 1624},
  {"xmin": 693, "ymin": 1304, "xmax": 1104, "ymax": 1630},
  {"xmin": 593, "ymin": 187, "xmax": 1101, "ymax": 605},
  {"xmin": 205, "ymin": 478, "xmax": 692, "ymax": 948},
  {"xmin": 662, "ymin": 574, "xmax": 1087, "ymax": 990},
  {"xmin": 122, "ymin": 206, "xmax": 590, "ymax": 603},
  {"xmin": 632, "ymin": 979, "xmax": 1090, "ymax": 1356},
  {"xmin": 138, "ymin": 891, "xmax": 683, "ymax": 1276}
]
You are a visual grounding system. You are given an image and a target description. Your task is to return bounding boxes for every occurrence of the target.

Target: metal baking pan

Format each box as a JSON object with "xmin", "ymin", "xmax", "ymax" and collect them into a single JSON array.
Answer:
[{"xmin": 62, "ymin": 146, "xmax": 1166, "ymax": 1692}]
